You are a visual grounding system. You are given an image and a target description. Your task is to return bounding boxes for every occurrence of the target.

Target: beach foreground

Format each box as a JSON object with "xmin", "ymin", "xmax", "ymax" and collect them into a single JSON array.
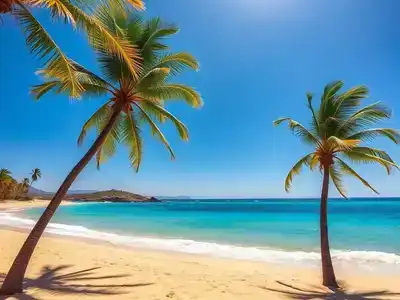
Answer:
[{"xmin": 0, "ymin": 228, "xmax": 399, "ymax": 300}]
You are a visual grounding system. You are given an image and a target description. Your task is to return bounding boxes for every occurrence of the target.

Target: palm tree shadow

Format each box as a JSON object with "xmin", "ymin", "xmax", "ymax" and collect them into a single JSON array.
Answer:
[
  {"xmin": 259, "ymin": 280, "xmax": 400, "ymax": 300},
  {"xmin": 0, "ymin": 264, "xmax": 154, "ymax": 300}
]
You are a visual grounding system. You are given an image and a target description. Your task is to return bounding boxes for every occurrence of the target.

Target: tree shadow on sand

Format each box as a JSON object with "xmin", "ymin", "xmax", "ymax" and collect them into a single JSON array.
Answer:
[
  {"xmin": 0, "ymin": 264, "xmax": 154, "ymax": 300},
  {"xmin": 259, "ymin": 280, "xmax": 400, "ymax": 300}
]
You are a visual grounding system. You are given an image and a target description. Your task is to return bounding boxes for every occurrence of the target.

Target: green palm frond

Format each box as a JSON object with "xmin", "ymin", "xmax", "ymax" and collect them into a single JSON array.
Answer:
[
  {"xmin": 284, "ymin": 153, "xmax": 314, "ymax": 192},
  {"xmin": 332, "ymin": 85, "xmax": 369, "ymax": 119},
  {"xmin": 342, "ymin": 147, "xmax": 399, "ymax": 174},
  {"xmin": 136, "ymin": 67, "xmax": 171, "ymax": 90},
  {"xmin": 140, "ymin": 84, "xmax": 203, "ymax": 108},
  {"xmin": 14, "ymin": 2, "xmax": 83, "ymax": 98},
  {"xmin": 121, "ymin": 112, "xmax": 143, "ymax": 171},
  {"xmin": 306, "ymin": 92, "xmax": 320, "ymax": 136},
  {"xmin": 135, "ymin": 103, "xmax": 175, "ymax": 160},
  {"xmin": 274, "ymin": 118, "xmax": 320, "ymax": 146},
  {"xmin": 336, "ymin": 102, "xmax": 391, "ymax": 137},
  {"xmin": 31, "ymin": 81, "xmax": 63, "ymax": 100},
  {"xmin": 150, "ymin": 53, "xmax": 199, "ymax": 75},
  {"xmin": 335, "ymin": 157, "xmax": 378, "ymax": 194},
  {"xmin": 77, "ymin": 101, "xmax": 113, "ymax": 146},
  {"xmin": 139, "ymin": 17, "xmax": 179, "ymax": 61},
  {"xmin": 345, "ymin": 128, "xmax": 400, "ymax": 144},
  {"xmin": 96, "ymin": 115, "xmax": 122, "ymax": 169},
  {"xmin": 140, "ymin": 100, "xmax": 189, "ymax": 141},
  {"xmin": 65, "ymin": 1, "xmax": 141, "ymax": 80},
  {"xmin": 329, "ymin": 166, "xmax": 347, "ymax": 198}
]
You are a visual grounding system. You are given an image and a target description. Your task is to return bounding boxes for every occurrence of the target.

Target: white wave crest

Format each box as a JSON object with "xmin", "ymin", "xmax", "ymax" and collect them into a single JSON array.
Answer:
[{"xmin": 1, "ymin": 212, "xmax": 399, "ymax": 268}]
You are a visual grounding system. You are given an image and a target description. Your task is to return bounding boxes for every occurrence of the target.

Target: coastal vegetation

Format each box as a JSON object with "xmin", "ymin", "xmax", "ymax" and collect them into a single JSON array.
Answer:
[
  {"xmin": 274, "ymin": 81, "xmax": 400, "ymax": 287},
  {"xmin": 0, "ymin": 168, "xmax": 41, "ymax": 200},
  {"xmin": 0, "ymin": 7, "xmax": 202, "ymax": 295},
  {"xmin": 0, "ymin": 0, "xmax": 144, "ymax": 98}
]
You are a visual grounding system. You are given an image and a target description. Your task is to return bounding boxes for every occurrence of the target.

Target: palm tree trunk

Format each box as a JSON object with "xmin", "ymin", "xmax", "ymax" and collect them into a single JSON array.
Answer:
[
  {"xmin": 320, "ymin": 165, "xmax": 338, "ymax": 288},
  {"xmin": 0, "ymin": 106, "xmax": 122, "ymax": 295}
]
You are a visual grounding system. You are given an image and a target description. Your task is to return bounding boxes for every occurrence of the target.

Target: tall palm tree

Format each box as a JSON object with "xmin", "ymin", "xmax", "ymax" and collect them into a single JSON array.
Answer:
[
  {"xmin": 0, "ymin": 0, "xmax": 144, "ymax": 98},
  {"xmin": 274, "ymin": 81, "xmax": 399, "ymax": 288},
  {"xmin": 0, "ymin": 10, "xmax": 202, "ymax": 295},
  {"xmin": 30, "ymin": 168, "xmax": 42, "ymax": 189}
]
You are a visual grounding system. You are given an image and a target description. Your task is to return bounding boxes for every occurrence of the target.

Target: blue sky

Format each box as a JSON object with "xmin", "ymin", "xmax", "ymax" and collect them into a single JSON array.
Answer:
[{"xmin": 0, "ymin": 0, "xmax": 399, "ymax": 198}]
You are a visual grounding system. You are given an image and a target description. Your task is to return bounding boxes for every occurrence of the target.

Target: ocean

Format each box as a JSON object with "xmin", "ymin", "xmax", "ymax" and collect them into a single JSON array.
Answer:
[{"xmin": 1, "ymin": 198, "xmax": 400, "ymax": 273}]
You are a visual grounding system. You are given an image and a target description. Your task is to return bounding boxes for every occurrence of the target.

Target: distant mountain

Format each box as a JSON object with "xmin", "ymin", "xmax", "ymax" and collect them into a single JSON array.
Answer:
[
  {"xmin": 32, "ymin": 189, "xmax": 159, "ymax": 203},
  {"xmin": 28, "ymin": 187, "xmax": 51, "ymax": 195}
]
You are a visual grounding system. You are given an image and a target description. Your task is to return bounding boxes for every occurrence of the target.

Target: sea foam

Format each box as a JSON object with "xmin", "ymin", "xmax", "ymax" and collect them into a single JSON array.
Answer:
[{"xmin": 1, "ymin": 212, "xmax": 399, "ymax": 270}]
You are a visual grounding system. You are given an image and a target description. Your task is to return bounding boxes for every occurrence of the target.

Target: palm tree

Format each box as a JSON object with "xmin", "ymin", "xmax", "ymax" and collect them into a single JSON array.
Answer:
[
  {"xmin": 274, "ymin": 81, "xmax": 399, "ymax": 288},
  {"xmin": 30, "ymin": 168, "xmax": 42, "ymax": 189},
  {"xmin": 0, "ymin": 169, "xmax": 13, "ymax": 200},
  {"xmin": 16, "ymin": 178, "xmax": 31, "ymax": 199},
  {"xmin": 0, "ymin": 11, "xmax": 202, "ymax": 295},
  {"xmin": 0, "ymin": 0, "xmax": 144, "ymax": 98}
]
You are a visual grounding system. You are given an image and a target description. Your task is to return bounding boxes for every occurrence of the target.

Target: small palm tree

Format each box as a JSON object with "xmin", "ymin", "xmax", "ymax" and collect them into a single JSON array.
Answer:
[
  {"xmin": 274, "ymin": 81, "xmax": 399, "ymax": 288},
  {"xmin": 0, "ymin": 10, "xmax": 202, "ymax": 295},
  {"xmin": 30, "ymin": 168, "xmax": 42, "ymax": 189},
  {"xmin": 0, "ymin": 0, "xmax": 144, "ymax": 98},
  {"xmin": 0, "ymin": 169, "xmax": 13, "ymax": 200},
  {"xmin": 17, "ymin": 177, "xmax": 31, "ymax": 199}
]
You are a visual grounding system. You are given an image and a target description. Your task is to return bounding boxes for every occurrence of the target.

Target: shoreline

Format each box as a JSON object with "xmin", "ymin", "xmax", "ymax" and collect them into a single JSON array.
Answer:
[
  {"xmin": 1, "ymin": 228, "xmax": 399, "ymax": 299},
  {"xmin": 1, "ymin": 201, "xmax": 400, "ymax": 299},
  {"xmin": 1, "ymin": 201, "xmax": 400, "ymax": 276}
]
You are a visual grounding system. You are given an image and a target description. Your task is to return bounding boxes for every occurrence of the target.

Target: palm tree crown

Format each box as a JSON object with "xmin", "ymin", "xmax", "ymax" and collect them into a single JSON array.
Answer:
[
  {"xmin": 275, "ymin": 80, "xmax": 399, "ymax": 197},
  {"xmin": 33, "ymin": 10, "xmax": 202, "ymax": 171},
  {"xmin": 1, "ymin": 0, "xmax": 144, "ymax": 98},
  {"xmin": 30, "ymin": 168, "xmax": 42, "ymax": 184}
]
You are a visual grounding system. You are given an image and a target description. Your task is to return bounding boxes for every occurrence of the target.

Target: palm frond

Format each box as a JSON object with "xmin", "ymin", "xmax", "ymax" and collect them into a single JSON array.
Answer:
[
  {"xmin": 284, "ymin": 153, "xmax": 314, "ymax": 192},
  {"xmin": 140, "ymin": 84, "xmax": 203, "ymax": 108},
  {"xmin": 134, "ymin": 103, "xmax": 175, "ymax": 160},
  {"xmin": 77, "ymin": 101, "xmax": 113, "ymax": 146},
  {"xmin": 149, "ymin": 52, "xmax": 199, "ymax": 75},
  {"xmin": 335, "ymin": 157, "xmax": 379, "ymax": 194},
  {"xmin": 342, "ymin": 147, "xmax": 399, "ymax": 174},
  {"xmin": 29, "ymin": 0, "xmax": 76, "ymax": 25},
  {"xmin": 329, "ymin": 166, "xmax": 347, "ymax": 198},
  {"xmin": 121, "ymin": 112, "xmax": 143, "ymax": 171},
  {"xmin": 96, "ymin": 115, "xmax": 122, "ymax": 169},
  {"xmin": 346, "ymin": 128, "xmax": 400, "ymax": 144},
  {"xmin": 139, "ymin": 17, "xmax": 179, "ymax": 61},
  {"xmin": 336, "ymin": 102, "xmax": 391, "ymax": 137},
  {"xmin": 332, "ymin": 85, "xmax": 369, "ymax": 119},
  {"xmin": 327, "ymin": 136, "xmax": 359, "ymax": 152},
  {"xmin": 274, "ymin": 118, "xmax": 320, "ymax": 146},
  {"xmin": 306, "ymin": 92, "xmax": 320, "ymax": 136},
  {"xmin": 64, "ymin": 1, "xmax": 141, "ymax": 80},
  {"xmin": 139, "ymin": 100, "xmax": 189, "ymax": 141},
  {"xmin": 13, "ymin": 2, "xmax": 83, "ymax": 98},
  {"xmin": 136, "ymin": 67, "xmax": 171, "ymax": 90}
]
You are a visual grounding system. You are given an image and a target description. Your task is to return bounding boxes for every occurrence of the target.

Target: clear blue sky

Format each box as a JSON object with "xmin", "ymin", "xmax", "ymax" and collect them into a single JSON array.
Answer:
[{"xmin": 1, "ymin": 0, "xmax": 399, "ymax": 198}]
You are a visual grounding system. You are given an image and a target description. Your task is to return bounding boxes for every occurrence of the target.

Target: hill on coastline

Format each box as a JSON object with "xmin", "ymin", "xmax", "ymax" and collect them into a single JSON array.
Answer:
[{"xmin": 30, "ymin": 189, "xmax": 159, "ymax": 203}]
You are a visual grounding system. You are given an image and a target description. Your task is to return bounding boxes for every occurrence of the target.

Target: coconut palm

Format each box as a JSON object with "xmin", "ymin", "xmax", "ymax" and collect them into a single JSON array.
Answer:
[
  {"xmin": 0, "ymin": 169, "xmax": 13, "ymax": 199},
  {"xmin": 274, "ymin": 81, "xmax": 399, "ymax": 288},
  {"xmin": 16, "ymin": 177, "xmax": 31, "ymax": 199},
  {"xmin": 0, "ymin": 10, "xmax": 202, "ymax": 295},
  {"xmin": 0, "ymin": 0, "xmax": 144, "ymax": 98},
  {"xmin": 30, "ymin": 168, "xmax": 42, "ymax": 188}
]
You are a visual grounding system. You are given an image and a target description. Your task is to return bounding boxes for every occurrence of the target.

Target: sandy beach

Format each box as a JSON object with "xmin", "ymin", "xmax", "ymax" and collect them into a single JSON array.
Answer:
[{"xmin": 1, "ymin": 202, "xmax": 400, "ymax": 300}]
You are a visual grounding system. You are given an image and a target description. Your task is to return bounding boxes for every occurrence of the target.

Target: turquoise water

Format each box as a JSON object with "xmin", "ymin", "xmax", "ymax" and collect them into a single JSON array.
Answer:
[
  {"xmin": 3, "ymin": 198, "xmax": 399, "ymax": 269},
  {"xmin": 23, "ymin": 198, "xmax": 400, "ymax": 252}
]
